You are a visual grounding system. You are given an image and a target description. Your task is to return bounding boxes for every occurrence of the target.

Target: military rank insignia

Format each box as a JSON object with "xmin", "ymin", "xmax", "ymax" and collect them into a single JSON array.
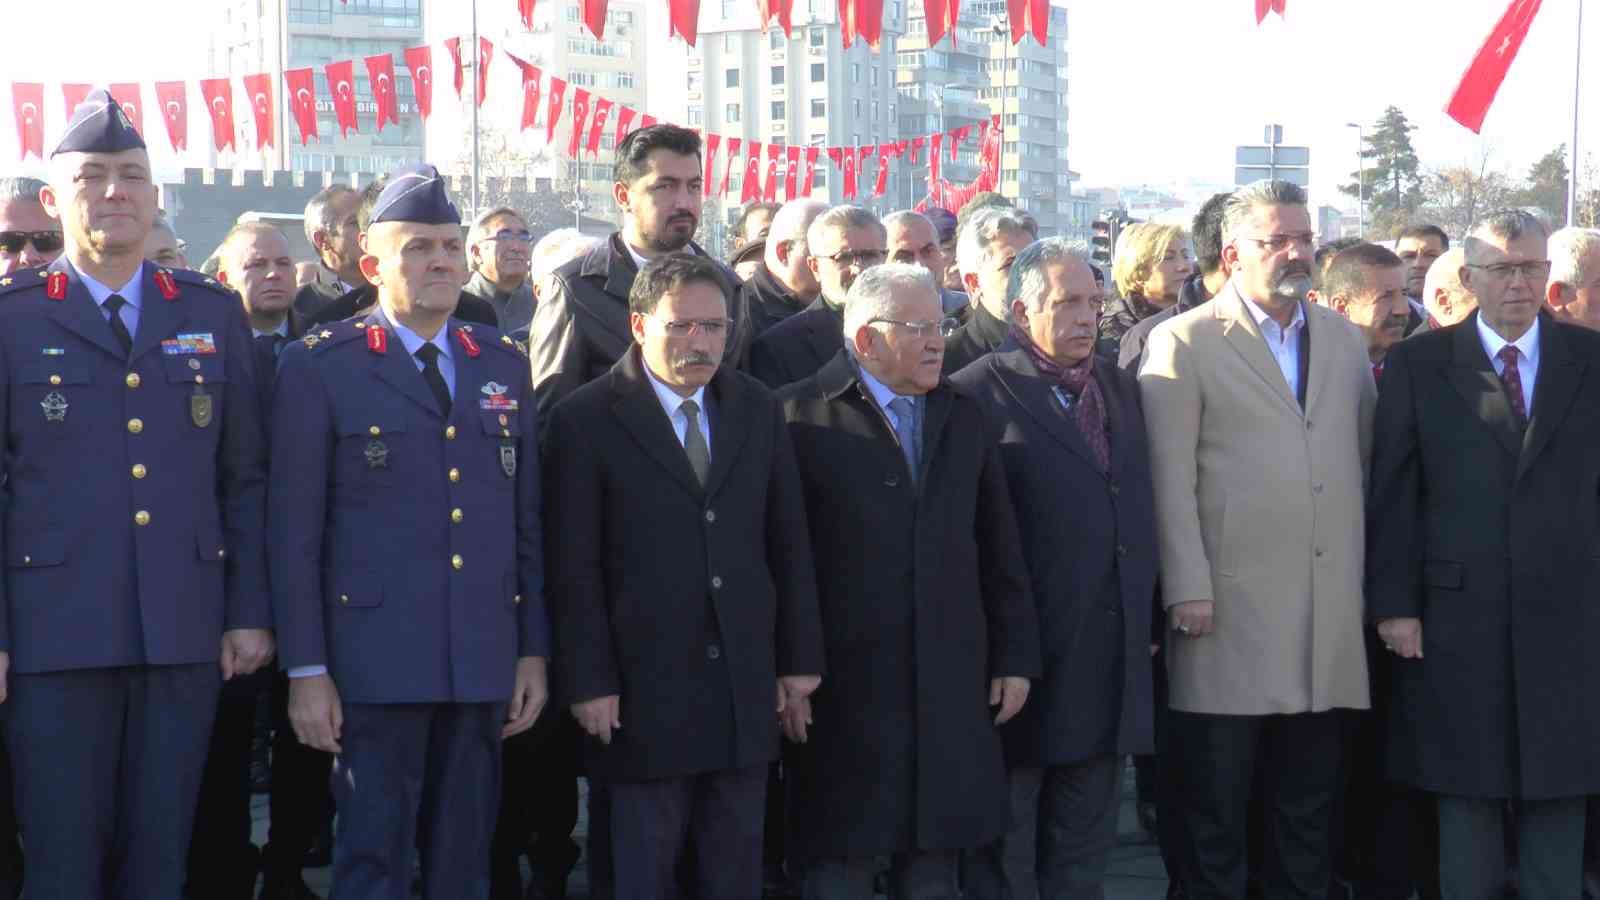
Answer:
[
  {"xmin": 367, "ymin": 326, "xmax": 388, "ymax": 354},
  {"xmin": 478, "ymin": 382, "xmax": 518, "ymax": 412},
  {"xmin": 365, "ymin": 439, "xmax": 388, "ymax": 469},
  {"xmin": 455, "ymin": 327, "xmax": 481, "ymax": 358},
  {"xmin": 45, "ymin": 272, "xmax": 67, "ymax": 301},
  {"xmin": 154, "ymin": 270, "xmax": 180, "ymax": 300},
  {"xmin": 500, "ymin": 442, "xmax": 517, "ymax": 478},
  {"xmin": 190, "ymin": 388, "xmax": 213, "ymax": 428},
  {"xmin": 40, "ymin": 391, "xmax": 68, "ymax": 423}
]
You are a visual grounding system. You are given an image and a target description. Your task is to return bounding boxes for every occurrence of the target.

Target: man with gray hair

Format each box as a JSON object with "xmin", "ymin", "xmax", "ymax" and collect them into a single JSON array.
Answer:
[
  {"xmin": 1421, "ymin": 246, "xmax": 1477, "ymax": 328},
  {"xmin": 293, "ymin": 183, "xmax": 364, "ymax": 319},
  {"xmin": 1369, "ymin": 209, "xmax": 1600, "ymax": 900},
  {"xmin": 142, "ymin": 213, "xmax": 187, "ymax": 270},
  {"xmin": 462, "ymin": 205, "xmax": 536, "ymax": 336},
  {"xmin": 1545, "ymin": 226, "xmax": 1600, "ymax": 330},
  {"xmin": 748, "ymin": 204, "xmax": 887, "ymax": 388},
  {"xmin": 1140, "ymin": 179, "xmax": 1375, "ymax": 899},
  {"xmin": 885, "ymin": 210, "xmax": 968, "ymax": 317},
  {"xmin": 943, "ymin": 205, "xmax": 1038, "ymax": 374},
  {"xmin": 952, "ymin": 239, "xmax": 1157, "ymax": 900},
  {"xmin": 742, "ymin": 198, "xmax": 828, "ymax": 337},
  {"xmin": 777, "ymin": 263, "xmax": 1037, "ymax": 900},
  {"xmin": 0, "ymin": 176, "xmax": 61, "ymax": 275}
]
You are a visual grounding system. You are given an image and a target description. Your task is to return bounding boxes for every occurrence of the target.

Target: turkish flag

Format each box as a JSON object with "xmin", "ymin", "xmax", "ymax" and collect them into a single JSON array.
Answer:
[
  {"xmin": 62, "ymin": 83, "xmax": 91, "ymax": 119},
  {"xmin": 1005, "ymin": 0, "xmax": 1049, "ymax": 45},
  {"xmin": 586, "ymin": 97, "xmax": 613, "ymax": 156},
  {"xmin": 930, "ymin": 133, "xmax": 944, "ymax": 185},
  {"xmin": 325, "ymin": 60, "xmax": 359, "ymax": 137},
  {"xmin": 153, "ymin": 81, "xmax": 188, "ymax": 152},
  {"xmin": 720, "ymin": 138, "xmax": 741, "ymax": 197},
  {"xmin": 910, "ymin": 135, "xmax": 925, "ymax": 164},
  {"xmin": 12, "ymin": 83, "xmax": 44, "ymax": 160},
  {"xmin": 1254, "ymin": 0, "xmax": 1287, "ymax": 23},
  {"xmin": 614, "ymin": 105, "xmax": 637, "ymax": 147},
  {"xmin": 842, "ymin": 148, "xmax": 858, "ymax": 199},
  {"xmin": 545, "ymin": 77, "xmax": 567, "ymax": 142},
  {"xmin": 364, "ymin": 54, "xmax": 400, "ymax": 131},
  {"xmin": 758, "ymin": 0, "xmax": 794, "ymax": 36},
  {"xmin": 109, "ymin": 84, "xmax": 144, "ymax": 136},
  {"xmin": 567, "ymin": 88, "xmax": 591, "ymax": 158},
  {"xmin": 476, "ymin": 38, "xmax": 494, "ymax": 106},
  {"xmin": 640, "ymin": 113, "xmax": 657, "ymax": 129},
  {"xmin": 242, "ymin": 73, "xmax": 275, "ymax": 149},
  {"xmin": 703, "ymin": 133, "xmax": 721, "ymax": 198},
  {"xmin": 519, "ymin": 0, "xmax": 537, "ymax": 28},
  {"xmin": 510, "ymin": 55, "xmax": 542, "ymax": 131},
  {"xmin": 838, "ymin": 0, "xmax": 885, "ymax": 49},
  {"xmin": 873, "ymin": 144, "xmax": 891, "ymax": 198},
  {"xmin": 763, "ymin": 143, "xmax": 781, "ymax": 202},
  {"xmin": 284, "ymin": 67, "xmax": 319, "ymax": 144},
  {"xmin": 1445, "ymin": 0, "xmax": 1543, "ymax": 133},
  {"xmin": 950, "ymin": 125, "xmax": 972, "ymax": 160},
  {"xmin": 741, "ymin": 141, "xmax": 764, "ymax": 203},
  {"xmin": 669, "ymin": 0, "xmax": 701, "ymax": 45},
  {"xmin": 404, "ymin": 46, "xmax": 435, "ymax": 119},
  {"xmin": 198, "ymin": 77, "xmax": 236, "ymax": 152},
  {"xmin": 801, "ymin": 146, "xmax": 819, "ymax": 197},
  {"xmin": 444, "ymin": 37, "xmax": 465, "ymax": 98},
  {"xmin": 924, "ymin": 0, "xmax": 959, "ymax": 46},
  {"xmin": 582, "ymin": 0, "xmax": 609, "ymax": 38},
  {"xmin": 785, "ymin": 146, "xmax": 801, "ymax": 199}
]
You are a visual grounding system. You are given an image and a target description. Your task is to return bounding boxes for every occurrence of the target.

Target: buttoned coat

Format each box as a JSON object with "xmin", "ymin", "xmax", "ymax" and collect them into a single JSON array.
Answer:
[
  {"xmin": 746, "ymin": 298, "xmax": 842, "ymax": 389},
  {"xmin": 1138, "ymin": 283, "xmax": 1375, "ymax": 715},
  {"xmin": 776, "ymin": 351, "xmax": 1040, "ymax": 860},
  {"xmin": 541, "ymin": 346, "xmax": 824, "ymax": 782}
]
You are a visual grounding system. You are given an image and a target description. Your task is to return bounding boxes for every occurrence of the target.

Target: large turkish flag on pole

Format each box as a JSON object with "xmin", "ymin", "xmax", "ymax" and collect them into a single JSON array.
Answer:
[
  {"xmin": 758, "ymin": 0, "xmax": 794, "ymax": 36},
  {"xmin": 668, "ymin": 0, "xmax": 701, "ymax": 45},
  {"xmin": 1445, "ymin": 0, "xmax": 1543, "ymax": 133},
  {"xmin": 284, "ymin": 67, "xmax": 319, "ymax": 144},
  {"xmin": 62, "ymin": 84, "xmax": 91, "ymax": 120}
]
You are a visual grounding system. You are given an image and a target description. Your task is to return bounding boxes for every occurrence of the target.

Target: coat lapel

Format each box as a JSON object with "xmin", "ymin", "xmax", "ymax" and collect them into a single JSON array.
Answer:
[
  {"xmin": 1301, "ymin": 306, "xmax": 1335, "ymax": 415},
  {"xmin": 1446, "ymin": 312, "xmax": 1524, "ymax": 461},
  {"xmin": 368, "ymin": 312, "xmax": 447, "ymax": 418},
  {"xmin": 1517, "ymin": 316, "xmax": 1584, "ymax": 481},
  {"xmin": 702, "ymin": 371, "xmax": 753, "ymax": 499},
  {"xmin": 609, "ymin": 349, "xmax": 705, "ymax": 499},
  {"xmin": 1097, "ymin": 357, "xmax": 1128, "ymax": 479},
  {"xmin": 46, "ymin": 259, "xmax": 126, "ymax": 360},
  {"xmin": 917, "ymin": 384, "xmax": 953, "ymax": 486},
  {"xmin": 447, "ymin": 323, "xmax": 487, "ymax": 433},
  {"xmin": 129, "ymin": 264, "xmax": 189, "ymax": 363},
  {"xmin": 989, "ymin": 349, "xmax": 1100, "ymax": 471},
  {"xmin": 1217, "ymin": 286, "xmax": 1302, "ymax": 417}
]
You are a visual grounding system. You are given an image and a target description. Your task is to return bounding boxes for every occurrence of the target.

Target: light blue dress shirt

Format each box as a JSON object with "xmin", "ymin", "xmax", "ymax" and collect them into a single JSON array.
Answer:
[{"xmin": 77, "ymin": 264, "xmax": 143, "ymax": 340}]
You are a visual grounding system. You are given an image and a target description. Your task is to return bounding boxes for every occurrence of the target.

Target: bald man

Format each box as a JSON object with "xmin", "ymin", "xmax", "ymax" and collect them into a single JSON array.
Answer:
[
  {"xmin": 1421, "ymin": 247, "xmax": 1477, "ymax": 329},
  {"xmin": 742, "ymin": 198, "xmax": 829, "ymax": 337}
]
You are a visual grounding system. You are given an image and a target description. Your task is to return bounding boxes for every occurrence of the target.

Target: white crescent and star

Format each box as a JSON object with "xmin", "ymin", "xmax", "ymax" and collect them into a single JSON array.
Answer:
[
  {"xmin": 211, "ymin": 96, "xmax": 228, "ymax": 119},
  {"xmin": 19, "ymin": 102, "xmax": 37, "ymax": 124},
  {"xmin": 254, "ymin": 92, "xmax": 269, "ymax": 113},
  {"xmin": 376, "ymin": 73, "xmax": 391, "ymax": 92},
  {"xmin": 295, "ymin": 87, "xmax": 312, "ymax": 107},
  {"xmin": 165, "ymin": 100, "xmax": 182, "ymax": 121},
  {"xmin": 416, "ymin": 65, "xmax": 431, "ymax": 85},
  {"xmin": 336, "ymin": 80, "xmax": 352, "ymax": 99}
]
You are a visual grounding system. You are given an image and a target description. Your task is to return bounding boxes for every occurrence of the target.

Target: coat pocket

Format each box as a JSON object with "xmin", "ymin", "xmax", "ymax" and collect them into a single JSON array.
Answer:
[
  {"xmin": 1423, "ymin": 559, "xmax": 1464, "ymax": 590},
  {"xmin": 328, "ymin": 573, "xmax": 384, "ymax": 608},
  {"xmin": 5, "ymin": 531, "xmax": 65, "ymax": 569}
]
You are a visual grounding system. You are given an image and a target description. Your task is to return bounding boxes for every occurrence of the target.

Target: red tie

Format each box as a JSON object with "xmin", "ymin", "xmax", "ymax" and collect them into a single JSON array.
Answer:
[{"xmin": 1497, "ymin": 346, "xmax": 1528, "ymax": 425}]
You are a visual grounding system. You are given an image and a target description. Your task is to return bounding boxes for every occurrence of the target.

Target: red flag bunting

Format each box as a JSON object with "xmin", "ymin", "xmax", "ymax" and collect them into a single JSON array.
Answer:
[
  {"xmin": 703, "ymin": 133, "xmax": 721, "ymax": 198},
  {"xmin": 511, "ymin": 55, "xmax": 542, "ymax": 131},
  {"xmin": 614, "ymin": 104, "xmax": 637, "ymax": 147},
  {"xmin": 758, "ymin": 0, "xmax": 795, "ymax": 36},
  {"xmin": 545, "ymin": 77, "xmax": 568, "ymax": 142},
  {"xmin": 586, "ymin": 97, "xmax": 613, "ymax": 156},
  {"xmin": 669, "ymin": 0, "xmax": 701, "ymax": 45},
  {"xmin": 582, "ymin": 0, "xmax": 609, "ymax": 39},
  {"xmin": 241, "ymin": 73, "xmax": 275, "ymax": 149},
  {"xmin": 476, "ymin": 38, "xmax": 494, "ymax": 106},
  {"xmin": 763, "ymin": 143, "xmax": 781, "ymax": 202},
  {"xmin": 1005, "ymin": 0, "xmax": 1049, "ymax": 44},
  {"xmin": 842, "ymin": 147, "xmax": 858, "ymax": 198},
  {"xmin": 1445, "ymin": 0, "xmax": 1543, "ymax": 133},
  {"xmin": 867, "ymin": 144, "xmax": 884, "ymax": 198},
  {"xmin": 785, "ymin": 145, "xmax": 801, "ymax": 199},
  {"xmin": 519, "ymin": 0, "xmax": 538, "ymax": 29},
  {"xmin": 801, "ymin": 146, "xmax": 819, "ymax": 197},
  {"xmin": 741, "ymin": 140, "xmax": 764, "ymax": 202},
  {"xmin": 108, "ymin": 83, "xmax": 143, "ymax": 137},
  {"xmin": 838, "ymin": 0, "xmax": 885, "ymax": 49},
  {"xmin": 910, "ymin": 136, "xmax": 925, "ymax": 164},
  {"xmin": 640, "ymin": 113, "xmax": 657, "ymax": 129},
  {"xmin": 950, "ymin": 125, "xmax": 972, "ymax": 159},
  {"xmin": 325, "ymin": 60, "xmax": 359, "ymax": 137},
  {"xmin": 930, "ymin": 132, "xmax": 944, "ymax": 184},
  {"xmin": 62, "ymin": 84, "xmax": 90, "ymax": 119},
  {"xmin": 12, "ymin": 83, "xmax": 43, "ymax": 160},
  {"xmin": 1254, "ymin": 0, "xmax": 1287, "ymax": 23},
  {"xmin": 567, "ymin": 87, "xmax": 591, "ymax": 158},
  {"xmin": 403, "ymin": 46, "xmax": 435, "ymax": 120},
  {"xmin": 444, "ymin": 37, "xmax": 465, "ymax": 98},
  {"xmin": 198, "ymin": 77, "xmax": 236, "ymax": 152},
  {"xmin": 284, "ymin": 67, "xmax": 319, "ymax": 144},
  {"xmin": 925, "ymin": 0, "xmax": 956, "ymax": 46},
  {"xmin": 720, "ymin": 137, "xmax": 741, "ymax": 197},
  {"xmin": 153, "ymin": 81, "xmax": 187, "ymax": 152},
  {"xmin": 365, "ymin": 54, "xmax": 400, "ymax": 131}
]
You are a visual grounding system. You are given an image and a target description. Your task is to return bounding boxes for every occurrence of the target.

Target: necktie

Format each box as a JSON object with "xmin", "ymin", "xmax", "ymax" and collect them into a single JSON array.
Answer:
[
  {"xmin": 1497, "ymin": 346, "xmax": 1528, "ymax": 426},
  {"xmin": 415, "ymin": 343, "xmax": 451, "ymax": 416},
  {"xmin": 680, "ymin": 399, "xmax": 710, "ymax": 486},
  {"xmin": 888, "ymin": 396, "xmax": 920, "ymax": 478},
  {"xmin": 104, "ymin": 294, "xmax": 134, "ymax": 357},
  {"xmin": 256, "ymin": 333, "xmax": 286, "ymax": 358}
]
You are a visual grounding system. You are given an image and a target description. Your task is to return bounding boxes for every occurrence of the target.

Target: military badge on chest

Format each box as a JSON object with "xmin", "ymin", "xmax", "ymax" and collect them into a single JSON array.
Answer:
[
  {"xmin": 364, "ymin": 425, "xmax": 388, "ymax": 470},
  {"xmin": 40, "ymin": 391, "xmax": 68, "ymax": 423},
  {"xmin": 481, "ymin": 383, "xmax": 518, "ymax": 478}
]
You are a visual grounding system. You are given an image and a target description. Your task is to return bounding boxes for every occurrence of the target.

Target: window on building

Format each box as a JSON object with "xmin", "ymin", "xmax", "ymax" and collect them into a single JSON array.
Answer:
[
  {"xmin": 726, "ymin": 103, "xmax": 742, "ymax": 123},
  {"xmin": 772, "ymin": 101, "xmax": 786, "ymax": 120},
  {"xmin": 810, "ymin": 98, "xmax": 826, "ymax": 117},
  {"xmin": 814, "ymin": 168, "xmax": 828, "ymax": 189},
  {"xmin": 616, "ymin": 72, "xmax": 636, "ymax": 89},
  {"xmin": 852, "ymin": 99, "xmax": 861, "ymax": 118},
  {"xmin": 770, "ymin": 29, "xmax": 784, "ymax": 49},
  {"xmin": 613, "ymin": 10, "xmax": 634, "ymax": 25},
  {"xmin": 809, "ymin": 27, "xmax": 825, "ymax": 47},
  {"xmin": 687, "ymin": 106, "xmax": 704, "ymax": 125},
  {"xmin": 687, "ymin": 71, "xmax": 703, "ymax": 92},
  {"xmin": 851, "ymin": 63, "xmax": 860, "ymax": 84},
  {"xmin": 810, "ymin": 133, "xmax": 827, "ymax": 145},
  {"xmin": 810, "ymin": 62, "xmax": 825, "ymax": 82},
  {"xmin": 724, "ymin": 34, "xmax": 737, "ymax": 53},
  {"xmin": 870, "ymin": 67, "xmax": 878, "ymax": 87},
  {"xmin": 871, "ymin": 101, "xmax": 879, "ymax": 120},
  {"xmin": 726, "ymin": 69, "xmax": 740, "ymax": 88},
  {"xmin": 569, "ymin": 71, "xmax": 596, "ymax": 87},
  {"xmin": 771, "ymin": 65, "xmax": 785, "ymax": 85}
]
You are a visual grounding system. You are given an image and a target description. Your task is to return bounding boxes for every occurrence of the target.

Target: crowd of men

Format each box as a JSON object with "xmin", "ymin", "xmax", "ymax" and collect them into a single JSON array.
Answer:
[{"xmin": 0, "ymin": 87, "xmax": 1598, "ymax": 900}]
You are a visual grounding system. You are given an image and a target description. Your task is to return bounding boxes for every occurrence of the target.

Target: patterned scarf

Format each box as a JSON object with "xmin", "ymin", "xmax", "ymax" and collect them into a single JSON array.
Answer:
[{"xmin": 1012, "ymin": 324, "xmax": 1111, "ymax": 473}]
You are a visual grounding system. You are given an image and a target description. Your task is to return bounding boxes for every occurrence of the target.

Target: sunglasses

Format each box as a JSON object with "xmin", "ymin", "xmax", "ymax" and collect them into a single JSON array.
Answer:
[{"xmin": 0, "ymin": 231, "xmax": 64, "ymax": 255}]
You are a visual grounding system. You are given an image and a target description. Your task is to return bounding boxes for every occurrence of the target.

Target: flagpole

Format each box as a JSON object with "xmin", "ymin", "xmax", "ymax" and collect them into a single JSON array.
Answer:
[
  {"xmin": 470, "ymin": 0, "xmax": 482, "ymax": 219},
  {"xmin": 1569, "ymin": 0, "xmax": 1584, "ymax": 226}
]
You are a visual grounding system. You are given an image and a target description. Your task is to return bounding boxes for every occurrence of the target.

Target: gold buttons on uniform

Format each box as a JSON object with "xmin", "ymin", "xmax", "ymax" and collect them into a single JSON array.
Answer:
[
  {"xmin": 127, "ymin": 418, "xmax": 144, "ymax": 434},
  {"xmin": 451, "ymin": 508, "xmax": 463, "ymax": 524},
  {"xmin": 134, "ymin": 510, "xmax": 151, "ymax": 526},
  {"xmin": 369, "ymin": 426, "xmax": 381, "ymax": 436},
  {"xmin": 448, "ymin": 468, "xmax": 460, "ymax": 483},
  {"xmin": 445, "ymin": 425, "xmax": 457, "ymax": 440},
  {"xmin": 498, "ymin": 414, "xmax": 509, "ymax": 427},
  {"xmin": 125, "ymin": 372, "xmax": 141, "ymax": 389},
  {"xmin": 131, "ymin": 464, "xmax": 147, "ymax": 479},
  {"xmin": 340, "ymin": 594, "xmax": 350, "ymax": 605},
  {"xmin": 514, "ymin": 594, "xmax": 523, "ymax": 605},
  {"xmin": 217, "ymin": 548, "xmax": 226, "ymax": 558},
  {"xmin": 21, "ymin": 556, "xmax": 30, "ymax": 566},
  {"xmin": 195, "ymin": 375, "xmax": 205, "ymax": 385},
  {"xmin": 451, "ymin": 554, "xmax": 464, "ymax": 570},
  {"xmin": 48, "ymin": 375, "xmax": 61, "ymax": 386}
]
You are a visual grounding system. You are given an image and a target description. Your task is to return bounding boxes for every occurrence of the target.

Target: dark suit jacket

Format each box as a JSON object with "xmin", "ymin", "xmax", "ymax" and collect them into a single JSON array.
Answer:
[
  {"xmin": 304, "ymin": 283, "xmax": 499, "ymax": 330},
  {"xmin": 253, "ymin": 312, "xmax": 308, "ymax": 420},
  {"xmin": 951, "ymin": 345, "xmax": 1157, "ymax": 766},
  {"xmin": 747, "ymin": 298, "xmax": 843, "ymax": 389},
  {"xmin": 941, "ymin": 304, "xmax": 1009, "ymax": 375},
  {"xmin": 741, "ymin": 264, "xmax": 811, "ymax": 338},
  {"xmin": 529, "ymin": 234, "xmax": 747, "ymax": 422},
  {"xmin": 293, "ymin": 279, "xmax": 344, "ymax": 320},
  {"xmin": 776, "ymin": 351, "xmax": 1040, "ymax": 859},
  {"xmin": 1367, "ymin": 311, "xmax": 1600, "ymax": 800},
  {"xmin": 542, "ymin": 347, "xmax": 823, "ymax": 781}
]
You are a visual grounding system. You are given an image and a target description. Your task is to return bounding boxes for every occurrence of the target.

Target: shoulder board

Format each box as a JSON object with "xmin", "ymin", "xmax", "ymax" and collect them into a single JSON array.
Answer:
[
  {"xmin": 482, "ymin": 329, "xmax": 528, "ymax": 359},
  {"xmin": 300, "ymin": 321, "xmax": 367, "ymax": 353},
  {"xmin": 0, "ymin": 267, "xmax": 45, "ymax": 299}
]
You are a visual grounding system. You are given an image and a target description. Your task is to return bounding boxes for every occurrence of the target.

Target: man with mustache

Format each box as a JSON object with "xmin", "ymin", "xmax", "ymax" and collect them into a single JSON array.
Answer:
[
  {"xmin": 542, "ymin": 252, "xmax": 822, "ymax": 900},
  {"xmin": 1395, "ymin": 224, "xmax": 1449, "ymax": 334},
  {"xmin": 1320, "ymin": 243, "xmax": 1412, "ymax": 381},
  {"xmin": 464, "ymin": 206, "xmax": 537, "ymax": 338},
  {"xmin": 1139, "ymin": 180, "xmax": 1376, "ymax": 900},
  {"xmin": 530, "ymin": 125, "xmax": 746, "ymax": 422}
]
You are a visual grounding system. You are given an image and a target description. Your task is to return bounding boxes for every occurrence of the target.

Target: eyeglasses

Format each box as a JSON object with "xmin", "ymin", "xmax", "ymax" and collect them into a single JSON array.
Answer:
[
  {"xmin": 819, "ymin": 248, "xmax": 887, "ymax": 269},
  {"xmin": 0, "ymin": 230, "xmax": 63, "ymax": 255},
  {"xmin": 1468, "ymin": 260, "xmax": 1552, "ymax": 283},
  {"xmin": 485, "ymin": 228, "xmax": 534, "ymax": 243},
  {"xmin": 870, "ymin": 316, "xmax": 960, "ymax": 339},
  {"xmin": 646, "ymin": 315, "xmax": 734, "ymax": 337},
  {"xmin": 1240, "ymin": 233, "xmax": 1316, "ymax": 253}
]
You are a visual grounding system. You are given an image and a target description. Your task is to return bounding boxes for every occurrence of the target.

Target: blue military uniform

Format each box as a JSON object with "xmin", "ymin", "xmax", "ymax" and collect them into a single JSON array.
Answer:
[
  {"xmin": 0, "ymin": 90, "xmax": 269, "ymax": 900},
  {"xmin": 267, "ymin": 165, "xmax": 547, "ymax": 900}
]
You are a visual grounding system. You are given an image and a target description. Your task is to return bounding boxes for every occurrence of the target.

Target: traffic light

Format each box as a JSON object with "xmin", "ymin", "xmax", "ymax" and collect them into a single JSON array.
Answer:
[{"xmin": 1091, "ymin": 217, "xmax": 1116, "ymax": 267}]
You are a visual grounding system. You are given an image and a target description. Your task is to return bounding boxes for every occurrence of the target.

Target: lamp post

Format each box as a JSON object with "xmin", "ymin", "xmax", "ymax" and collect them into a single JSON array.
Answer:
[
  {"xmin": 1569, "ymin": 0, "xmax": 1585, "ymax": 226},
  {"xmin": 992, "ymin": 16, "xmax": 1011, "ymax": 202},
  {"xmin": 1346, "ymin": 122, "xmax": 1366, "ymax": 239},
  {"xmin": 469, "ymin": 0, "xmax": 481, "ymax": 219}
]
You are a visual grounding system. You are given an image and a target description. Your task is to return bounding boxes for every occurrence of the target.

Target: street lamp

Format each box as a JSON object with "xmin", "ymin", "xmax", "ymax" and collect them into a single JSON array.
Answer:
[
  {"xmin": 1346, "ymin": 122, "xmax": 1365, "ymax": 239},
  {"xmin": 565, "ymin": 160, "xmax": 587, "ymax": 231},
  {"xmin": 992, "ymin": 16, "xmax": 1011, "ymax": 202}
]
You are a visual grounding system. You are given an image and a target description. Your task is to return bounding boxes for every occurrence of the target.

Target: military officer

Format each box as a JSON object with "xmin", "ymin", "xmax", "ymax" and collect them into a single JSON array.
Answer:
[
  {"xmin": 268, "ymin": 164, "xmax": 549, "ymax": 900},
  {"xmin": 0, "ymin": 89, "xmax": 272, "ymax": 900}
]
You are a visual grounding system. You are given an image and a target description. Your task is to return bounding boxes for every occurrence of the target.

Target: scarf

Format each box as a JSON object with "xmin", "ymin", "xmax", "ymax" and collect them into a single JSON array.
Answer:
[{"xmin": 1012, "ymin": 324, "xmax": 1111, "ymax": 473}]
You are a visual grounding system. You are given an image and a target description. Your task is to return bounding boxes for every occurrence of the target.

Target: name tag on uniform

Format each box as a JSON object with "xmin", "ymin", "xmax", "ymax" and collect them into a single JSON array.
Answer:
[{"xmin": 162, "ymin": 332, "xmax": 217, "ymax": 356}]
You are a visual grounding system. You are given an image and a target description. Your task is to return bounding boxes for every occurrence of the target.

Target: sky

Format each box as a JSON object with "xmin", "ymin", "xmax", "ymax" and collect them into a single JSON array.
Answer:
[{"xmin": 0, "ymin": 0, "xmax": 1593, "ymax": 213}]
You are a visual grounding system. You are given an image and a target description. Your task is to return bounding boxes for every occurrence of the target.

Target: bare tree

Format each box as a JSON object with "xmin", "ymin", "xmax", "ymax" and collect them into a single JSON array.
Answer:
[{"xmin": 1417, "ymin": 147, "xmax": 1518, "ymax": 238}]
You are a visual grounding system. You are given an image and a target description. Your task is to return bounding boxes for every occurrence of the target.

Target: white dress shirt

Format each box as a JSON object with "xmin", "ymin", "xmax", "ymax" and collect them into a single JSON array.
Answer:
[
  {"xmin": 78, "ymin": 264, "xmax": 144, "ymax": 339},
  {"xmin": 643, "ymin": 362, "xmax": 712, "ymax": 456},
  {"xmin": 1241, "ymin": 293, "xmax": 1307, "ymax": 401},
  {"xmin": 252, "ymin": 320, "xmax": 290, "ymax": 340},
  {"xmin": 1476, "ymin": 313, "xmax": 1540, "ymax": 416}
]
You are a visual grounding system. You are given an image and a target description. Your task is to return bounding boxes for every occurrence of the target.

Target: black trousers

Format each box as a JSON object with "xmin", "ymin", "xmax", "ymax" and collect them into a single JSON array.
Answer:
[
  {"xmin": 966, "ymin": 755, "xmax": 1124, "ymax": 899},
  {"xmin": 0, "ymin": 740, "xmax": 21, "ymax": 899},
  {"xmin": 605, "ymin": 764, "xmax": 767, "ymax": 900},
  {"xmin": 490, "ymin": 709, "xmax": 581, "ymax": 897},
  {"xmin": 1169, "ymin": 710, "xmax": 1343, "ymax": 900},
  {"xmin": 188, "ymin": 669, "xmax": 270, "ymax": 898},
  {"xmin": 802, "ymin": 850, "xmax": 960, "ymax": 900},
  {"xmin": 1436, "ymin": 795, "xmax": 1586, "ymax": 900},
  {"xmin": 262, "ymin": 670, "xmax": 336, "ymax": 882}
]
